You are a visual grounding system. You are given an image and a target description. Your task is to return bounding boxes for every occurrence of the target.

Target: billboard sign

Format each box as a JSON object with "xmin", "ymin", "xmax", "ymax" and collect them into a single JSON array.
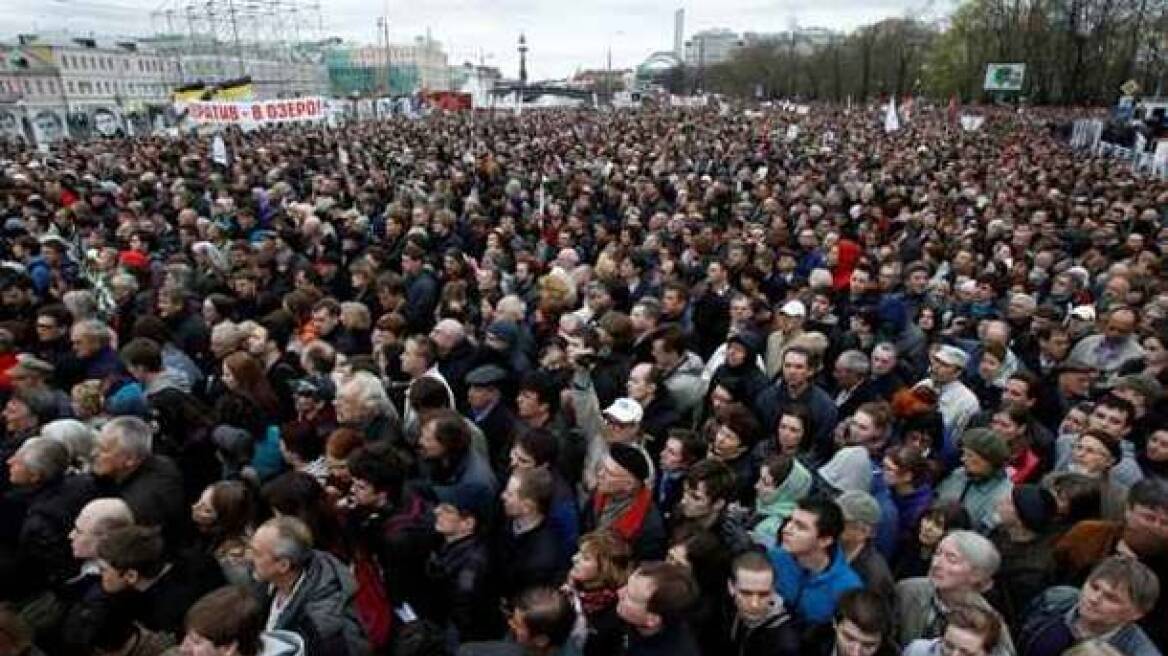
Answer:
[
  {"xmin": 984, "ymin": 63, "xmax": 1025, "ymax": 91},
  {"xmin": 178, "ymin": 97, "xmax": 328, "ymax": 128}
]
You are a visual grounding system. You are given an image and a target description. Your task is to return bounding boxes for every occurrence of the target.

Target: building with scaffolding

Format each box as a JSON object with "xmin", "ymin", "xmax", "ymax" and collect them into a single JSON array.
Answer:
[
  {"xmin": 146, "ymin": 0, "xmax": 330, "ymax": 99},
  {"xmin": 327, "ymin": 35, "xmax": 452, "ymax": 97}
]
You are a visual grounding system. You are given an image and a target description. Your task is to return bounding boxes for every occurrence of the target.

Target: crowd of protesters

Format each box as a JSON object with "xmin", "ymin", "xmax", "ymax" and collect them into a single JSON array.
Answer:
[{"xmin": 0, "ymin": 101, "xmax": 1163, "ymax": 656}]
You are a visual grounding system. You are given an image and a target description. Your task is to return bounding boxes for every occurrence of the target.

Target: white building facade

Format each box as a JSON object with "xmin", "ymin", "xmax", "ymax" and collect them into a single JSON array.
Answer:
[{"xmin": 0, "ymin": 34, "xmax": 175, "ymax": 144}]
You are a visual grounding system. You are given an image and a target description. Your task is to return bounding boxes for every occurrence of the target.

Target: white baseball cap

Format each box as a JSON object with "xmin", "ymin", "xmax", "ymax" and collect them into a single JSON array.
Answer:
[
  {"xmin": 780, "ymin": 300, "xmax": 806, "ymax": 317},
  {"xmin": 603, "ymin": 398, "xmax": 643, "ymax": 425}
]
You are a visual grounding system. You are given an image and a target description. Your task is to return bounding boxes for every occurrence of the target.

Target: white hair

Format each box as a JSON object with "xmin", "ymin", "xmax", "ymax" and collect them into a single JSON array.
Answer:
[
  {"xmin": 16, "ymin": 436, "xmax": 70, "ymax": 482},
  {"xmin": 100, "ymin": 416, "xmax": 153, "ymax": 460},
  {"xmin": 111, "ymin": 273, "xmax": 139, "ymax": 293},
  {"xmin": 41, "ymin": 419, "xmax": 96, "ymax": 470},
  {"xmin": 836, "ymin": 350, "xmax": 871, "ymax": 376},
  {"xmin": 944, "ymin": 530, "xmax": 1001, "ymax": 586},
  {"xmin": 341, "ymin": 371, "xmax": 394, "ymax": 419},
  {"xmin": 809, "ymin": 268, "xmax": 833, "ymax": 290},
  {"xmin": 496, "ymin": 295, "xmax": 527, "ymax": 321},
  {"xmin": 62, "ymin": 290, "xmax": 99, "ymax": 321},
  {"xmin": 72, "ymin": 318, "xmax": 112, "ymax": 346},
  {"xmin": 79, "ymin": 497, "xmax": 135, "ymax": 535},
  {"xmin": 262, "ymin": 515, "xmax": 314, "ymax": 568},
  {"xmin": 433, "ymin": 318, "xmax": 466, "ymax": 342}
]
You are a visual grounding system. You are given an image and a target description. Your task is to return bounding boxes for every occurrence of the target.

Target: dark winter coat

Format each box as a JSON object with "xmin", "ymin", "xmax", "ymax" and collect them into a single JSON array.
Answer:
[
  {"xmin": 494, "ymin": 518, "xmax": 568, "ymax": 601},
  {"xmin": 423, "ymin": 535, "xmax": 496, "ymax": 643},
  {"xmin": 102, "ymin": 455, "xmax": 186, "ymax": 541},
  {"xmin": 2, "ymin": 474, "xmax": 96, "ymax": 598}
]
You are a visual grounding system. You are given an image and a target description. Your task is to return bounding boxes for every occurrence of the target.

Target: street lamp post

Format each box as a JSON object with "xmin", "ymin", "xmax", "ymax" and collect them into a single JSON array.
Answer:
[
  {"xmin": 517, "ymin": 34, "xmax": 528, "ymax": 113},
  {"xmin": 605, "ymin": 30, "xmax": 625, "ymax": 105}
]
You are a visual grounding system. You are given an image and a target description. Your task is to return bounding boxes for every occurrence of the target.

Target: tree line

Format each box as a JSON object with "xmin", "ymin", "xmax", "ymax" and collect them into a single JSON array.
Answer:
[{"xmin": 658, "ymin": 0, "xmax": 1168, "ymax": 105}]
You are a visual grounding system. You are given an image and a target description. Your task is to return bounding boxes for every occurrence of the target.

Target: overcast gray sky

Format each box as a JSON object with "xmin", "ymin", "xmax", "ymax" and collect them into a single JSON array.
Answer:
[{"xmin": 3, "ymin": 0, "xmax": 942, "ymax": 79}]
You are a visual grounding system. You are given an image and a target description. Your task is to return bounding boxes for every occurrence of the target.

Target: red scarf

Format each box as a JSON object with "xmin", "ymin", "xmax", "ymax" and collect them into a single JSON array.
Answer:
[
  {"xmin": 577, "ymin": 587, "xmax": 619, "ymax": 616},
  {"xmin": 592, "ymin": 486, "xmax": 652, "ymax": 543}
]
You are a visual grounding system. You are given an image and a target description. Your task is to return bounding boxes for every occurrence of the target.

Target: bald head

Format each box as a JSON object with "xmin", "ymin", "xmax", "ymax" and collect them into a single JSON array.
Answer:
[
  {"xmin": 430, "ymin": 319, "xmax": 466, "ymax": 355},
  {"xmin": 71, "ymin": 497, "xmax": 134, "ymax": 560}
]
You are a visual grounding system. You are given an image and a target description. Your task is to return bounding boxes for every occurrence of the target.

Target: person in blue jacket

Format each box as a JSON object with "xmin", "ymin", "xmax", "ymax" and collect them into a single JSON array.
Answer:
[{"xmin": 767, "ymin": 495, "xmax": 863, "ymax": 629}]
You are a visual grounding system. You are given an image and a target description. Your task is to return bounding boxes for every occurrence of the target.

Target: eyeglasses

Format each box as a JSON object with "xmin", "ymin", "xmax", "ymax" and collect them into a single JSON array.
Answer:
[
  {"xmin": 1072, "ymin": 442, "xmax": 1112, "ymax": 459},
  {"xmin": 941, "ymin": 638, "xmax": 987, "ymax": 656}
]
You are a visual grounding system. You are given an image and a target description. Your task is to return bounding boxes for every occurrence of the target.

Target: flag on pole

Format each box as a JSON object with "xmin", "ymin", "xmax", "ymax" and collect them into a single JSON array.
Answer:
[
  {"xmin": 884, "ymin": 96, "xmax": 900, "ymax": 133},
  {"xmin": 211, "ymin": 134, "xmax": 229, "ymax": 166},
  {"xmin": 539, "ymin": 175, "xmax": 547, "ymax": 218}
]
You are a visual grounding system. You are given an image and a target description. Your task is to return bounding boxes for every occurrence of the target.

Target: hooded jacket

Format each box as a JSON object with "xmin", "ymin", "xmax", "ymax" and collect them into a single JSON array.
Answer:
[
  {"xmin": 261, "ymin": 630, "xmax": 307, "ymax": 656},
  {"xmin": 266, "ymin": 549, "xmax": 370, "ymax": 656},
  {"xmin": 145, "ymin": 370, "xmax": 216, "ymax": 473},
  {"xmin": 832, "ymin": 239, "xmax": 861, "ymax": 292},
  {"xmin": 817, "ymin": 446, "xmax": 873, "ymax": 493},
  {"xmin": 662, "ymin": 351, "xmax": 707, "ymax": 418},
  {"xmin": 708, "ymin": 331, "xmax": 769, "ymax": 404},
  {"xmin": 159, "ymin": 345, "xmax": 203, "ymax": 393},
  {"xmin": 936, "ymin": 467, "xmax": 1012, "ymax": 535},
  {"xmin": 768, "ymin": 544, "xmax": 863, "ymax": 626},
  {"xmin": 750, "ymin": 459, "xmax": 812, "ymax": 549},
  {"xmin": 728, "ymin": 599, "xmax": 801, "ymax": 656}
]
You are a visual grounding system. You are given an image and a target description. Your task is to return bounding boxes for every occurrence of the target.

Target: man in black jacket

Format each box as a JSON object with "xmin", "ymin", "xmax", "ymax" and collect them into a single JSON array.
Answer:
[
  {"xmin": 832, "ymin": 350, "xmax": 880, "ymax": 422},
  {"xmin": 691, "ymin": 261, "xmax": 732, "ymax": 360},
  {"xmin": 95, "ymin": 524, "xmax": 224, "ymax": 637},
  {"xmin": 431, "ymin": 319, "xmax": 478, "ymax": 411},
  {"xmin": 121, "ymin": 338, "xmax": 216, "ymax": 501},
  {"xmin": 402, "ymin": 244, "xmax": 439, "ymax": 335},
  {"xmin": 465, "ymin": 364, "xmax": 518, "ymax": 478},
  {"xmin": 90, "ymin": 416, "xmax": 186, "ymax": 542},
  {"xmin": 616, "ymin": 561, "xmax": 701, "ymax": 656},
  {"xmin": 1, "ymin": 437, "xmax": 96, "ymax": 601},
  {"xmin": 155, "ymin": 286, "xmax": 209, "ymax": 367},
  {"xmin": 496, "ymin": 467, "xmax": 568, "ymax": 603},
  {"xmin": 251, "ymin": 310, "xmax": 305, "ymax": 421},
  {"xmin": 423, "ymin": 482, "xmax": 496, "ymax": 643},
  {"xmin": 726, "ymin": 551, "xmax": 800, "ymax": 656}
]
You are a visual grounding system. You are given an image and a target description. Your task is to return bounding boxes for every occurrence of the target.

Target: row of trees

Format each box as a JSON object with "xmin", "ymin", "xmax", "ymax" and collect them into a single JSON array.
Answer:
[{"xmin": 656, "ymin": 0, "xmax": 1168, "ymax": 104}]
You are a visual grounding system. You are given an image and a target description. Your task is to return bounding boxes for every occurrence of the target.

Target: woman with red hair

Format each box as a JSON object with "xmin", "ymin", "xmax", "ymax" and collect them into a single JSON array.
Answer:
[{"xmin": 217, "ymin": 351, "xmax": 280, "ymax": 440}]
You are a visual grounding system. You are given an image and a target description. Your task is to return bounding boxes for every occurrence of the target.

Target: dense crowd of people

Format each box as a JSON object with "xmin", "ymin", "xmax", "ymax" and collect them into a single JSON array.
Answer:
[{"xmin": 0, "ymin": 101, "xmax": 1163, "ymax": 656}]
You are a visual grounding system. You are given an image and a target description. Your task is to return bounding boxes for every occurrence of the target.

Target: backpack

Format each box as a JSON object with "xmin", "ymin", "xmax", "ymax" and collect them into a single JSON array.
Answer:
[{"xmin": 352, "ymin": 550, "xmax": 393, "ymax": 652}]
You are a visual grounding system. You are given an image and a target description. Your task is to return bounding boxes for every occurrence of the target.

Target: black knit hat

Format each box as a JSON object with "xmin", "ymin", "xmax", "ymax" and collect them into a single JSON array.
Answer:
[
  {"xmin": 1011, "ymin": 484, "xmax": 1057, "ymax": 532},
  {"xmin": 608, "ymin": 443, "xmax": 650, "ymax": 482}
]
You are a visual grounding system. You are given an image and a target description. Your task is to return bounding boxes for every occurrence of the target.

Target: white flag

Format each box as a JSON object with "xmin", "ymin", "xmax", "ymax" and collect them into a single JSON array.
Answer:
[
  {"xmin": 211, "ymin": 134, "xmax": 228, "ymax": 166},
  {"xmin": 884, "ymin": 97, "xmax": 900, "ymax": 133},
  {"xmin": 960, "ymin": 115, "xmax": 985, "ymax": 132},
  {"xmin": 1155, "ymin": 139, "xmax": 1168, "ymax": 166},
  {"xmin": 539, "ymin": 175, "xmax": 547, "ymax": 217}
]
